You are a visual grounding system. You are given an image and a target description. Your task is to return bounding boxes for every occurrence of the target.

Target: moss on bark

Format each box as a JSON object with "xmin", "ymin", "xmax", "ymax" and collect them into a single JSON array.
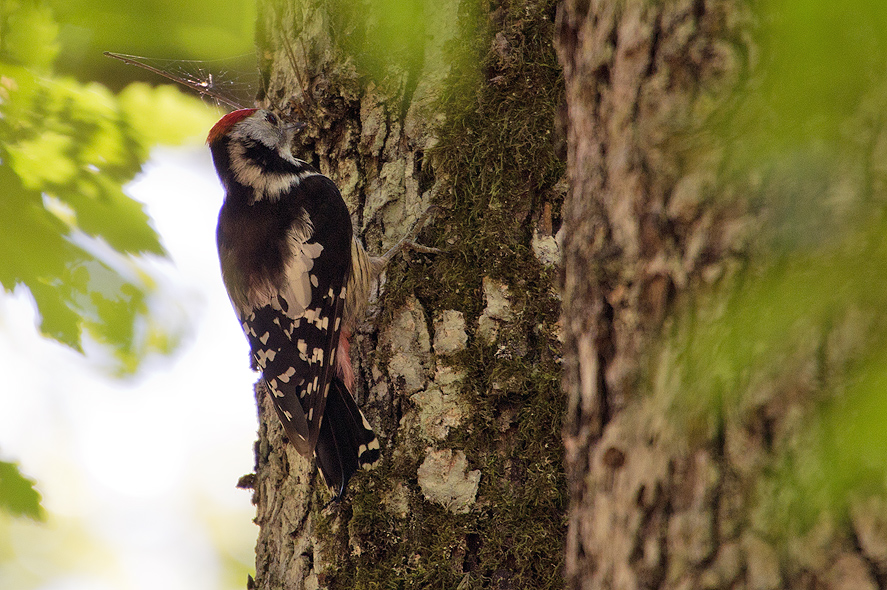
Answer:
[{"xmin": 249, "ymin": 0, "xmax": 567, "ymax": 588}]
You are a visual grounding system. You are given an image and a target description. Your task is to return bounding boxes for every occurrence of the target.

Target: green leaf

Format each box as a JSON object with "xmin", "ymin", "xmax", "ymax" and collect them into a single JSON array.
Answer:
[
  {"xmin": 5, "ymin": 3, "xmax": 59, "ymax": 70},
  {"xmin": 0, "ymin": 460, "xmax": 44, "ymax": 521},
  {"xmin": 725, "ymin": 0, "xmax": 887, "ymax": 162},
  {"xmin": 0, "ymin": 1, "xmax": 220, "ymax": 369},
  {"xmin": 118, "ymin": 82, "xmax": 219, "ymax": 147}
]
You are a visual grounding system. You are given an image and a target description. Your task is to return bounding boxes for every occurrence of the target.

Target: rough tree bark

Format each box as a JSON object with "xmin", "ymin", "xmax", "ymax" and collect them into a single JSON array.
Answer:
[
  {"xmin": 557, "ymin": 1, "xmax": 887, "ymax": 589},
  {"xmin": 244, "ymin": 0, "xmax": 566, "ymax": 588}
]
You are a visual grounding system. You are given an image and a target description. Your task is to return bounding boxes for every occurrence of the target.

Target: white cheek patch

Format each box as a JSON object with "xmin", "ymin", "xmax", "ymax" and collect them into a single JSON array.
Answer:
[
  {"xmin": 227, "ymin": 141, "xmax": 319, "ymax": 202},
  {"xmin": 227, "ymin": 117, "xmax": 321, "ymax": 201}
]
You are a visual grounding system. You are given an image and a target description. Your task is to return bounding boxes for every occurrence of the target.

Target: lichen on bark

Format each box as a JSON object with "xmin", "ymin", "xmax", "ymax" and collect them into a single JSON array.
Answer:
[{"xmin": 247, "ymin": 0, "xmax": 567, "ymax": 588}]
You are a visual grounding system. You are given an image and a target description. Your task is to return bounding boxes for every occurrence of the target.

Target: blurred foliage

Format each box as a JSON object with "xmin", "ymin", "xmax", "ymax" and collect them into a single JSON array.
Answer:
[
  {"xmin": 48, "ymin": 0, "xmax": 255, "ymax": 88},
  {"xmin": 0, "ymin": 461, "xmax": 43, "ymax": 521},
  {"xmin": 0, "ymin": 505, "xmax": 121, "ymax": 589},
  {"xmin": 661, "ymin": 0, "xmax": 887, "ymax": 531},
  {"xmin": 754, "ymin": 1, "xmax": 887, "ymax": 148},
  {"xmin": 327, "ymin": 0, "xmax": 426, "ymax": 85},
  {"xmin": 728, "ymin": 0, "xmax": 887, "ymax": 161},
  {"xmin": 0, "ymin": 0, "xmax": 218, "ymax": 373}
]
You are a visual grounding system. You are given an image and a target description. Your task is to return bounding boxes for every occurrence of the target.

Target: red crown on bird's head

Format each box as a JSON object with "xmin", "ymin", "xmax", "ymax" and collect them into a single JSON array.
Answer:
[{"xmin": 207, "ymin": 108, "xmax": 258, "ymax": 145}]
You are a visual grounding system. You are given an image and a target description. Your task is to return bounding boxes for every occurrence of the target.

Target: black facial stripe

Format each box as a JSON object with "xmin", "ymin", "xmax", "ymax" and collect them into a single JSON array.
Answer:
[{"xmin": 241, "ymin": 140, "xmax": 309, "ymax": 176}]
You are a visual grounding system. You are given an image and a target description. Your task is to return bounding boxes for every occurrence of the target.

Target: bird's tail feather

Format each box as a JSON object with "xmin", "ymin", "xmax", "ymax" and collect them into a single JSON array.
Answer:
[{"xmin": 314, "ymin": 378, "xmax": 380, "ymax": 499}]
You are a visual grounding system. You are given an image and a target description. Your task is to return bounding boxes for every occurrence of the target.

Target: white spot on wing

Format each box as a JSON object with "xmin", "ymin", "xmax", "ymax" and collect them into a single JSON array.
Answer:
[
  {"xmin": 255, "ymin": 349, "xmax": 277, "ymax": 368},
  {"xmin": 278, "ymin": 366, "xmax": 296, "ymax": 383},
  {"xmin": 237, "ymin": 209, "xmax": 323, "ymax": 319},
  {"xmin": 310, "ymin": 347, "xmax": 324, "ymax": 365}
]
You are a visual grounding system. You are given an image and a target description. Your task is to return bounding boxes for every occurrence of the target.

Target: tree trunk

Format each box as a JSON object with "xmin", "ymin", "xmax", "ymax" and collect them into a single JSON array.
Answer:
[
  {"xmin": 557, "ymin": 1, "xmax": 887, "ymax": 589},
  {"xmin": 246, "ymin": 0, "xmax": 566, "ymax": 588}
]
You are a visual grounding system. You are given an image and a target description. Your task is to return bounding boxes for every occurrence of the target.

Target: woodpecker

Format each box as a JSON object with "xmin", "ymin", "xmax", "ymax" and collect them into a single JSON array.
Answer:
[{"xmin": 207, "ymin": 108, "xmax": 394, "ymax": 499}]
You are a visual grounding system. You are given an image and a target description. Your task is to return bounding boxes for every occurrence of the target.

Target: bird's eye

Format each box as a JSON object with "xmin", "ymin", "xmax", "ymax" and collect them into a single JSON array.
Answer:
[{"xmin": 266, "ymin": 112, "xmax": 279, "ymax": 126}]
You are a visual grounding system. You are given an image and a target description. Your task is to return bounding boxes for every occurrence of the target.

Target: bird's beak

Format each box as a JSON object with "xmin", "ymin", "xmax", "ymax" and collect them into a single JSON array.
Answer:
[{"xmin": 286, "ymin": 120, "xmax": 306, "ymax": 133}]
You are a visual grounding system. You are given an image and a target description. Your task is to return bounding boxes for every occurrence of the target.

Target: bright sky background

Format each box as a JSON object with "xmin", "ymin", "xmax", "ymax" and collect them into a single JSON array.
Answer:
[{"xmin": 0, "ymin": 144, "xmax": 260, "ymax": 589}]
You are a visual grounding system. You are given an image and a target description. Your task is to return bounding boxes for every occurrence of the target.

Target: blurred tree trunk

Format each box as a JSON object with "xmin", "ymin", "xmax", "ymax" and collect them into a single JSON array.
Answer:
[
  {"xmin": 246, "ymin": 0, "xmax": 566, "ymax": 588},
  {"xmin": 557, "ymin": 1, "xmax": 887, "ymax": 589}
]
